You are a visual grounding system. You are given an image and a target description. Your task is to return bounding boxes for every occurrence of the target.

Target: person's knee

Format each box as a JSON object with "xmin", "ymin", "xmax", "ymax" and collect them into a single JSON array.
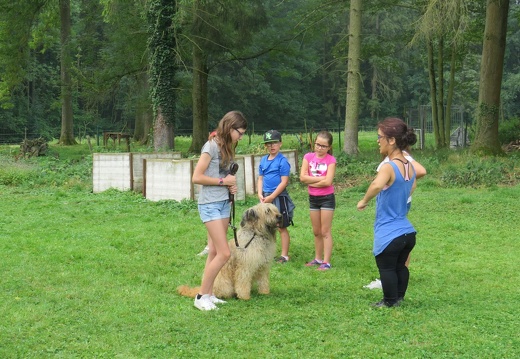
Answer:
[
  {"xmin": 220, "ymin": 249, "xmax": 231, "ymax": 261},
  {"xmin": 321, "ymin": 231, "xmax": 332, "ymax": 240}
]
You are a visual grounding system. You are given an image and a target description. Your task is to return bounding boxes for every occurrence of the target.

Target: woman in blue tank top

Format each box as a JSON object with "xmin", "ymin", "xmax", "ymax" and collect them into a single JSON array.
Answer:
[{"xmin": 357, "ymin": 118, "xmax": 418, "ymax": 308}]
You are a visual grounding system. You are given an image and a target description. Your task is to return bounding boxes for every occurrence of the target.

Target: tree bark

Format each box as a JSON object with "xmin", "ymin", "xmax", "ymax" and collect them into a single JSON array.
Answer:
[
  {"xmin": 153, "ymin": 107, "xmax": 174, "ymax": 151},
  {"xmin": 343, "ymin": 0, "xmax": 362, "ymax": 155},
  {"xmin": 189, "ymin": 32, "xmax": 209, "ymax": 152},
  {"xmin": 147, "ymin": 0, "xmax": 177, "ymax": 151},
  {"xmin": 436, "ymin": 36, "xmax": 446, "ymax": 147},
  {"xmin": 58, "ymin": 0, "xmax": 76, "ymax": 145},
  {"xmin": 134, "ymin": 72, "xmax": 152, "ymax": 145},
  {"xmin": 427, "ymin": 39, "xmax": 439, "ymax": 148},
  {"xmin": 445, "ymin": 41, "xmax": 457, "ymax": 144},
  {"xmin": 472, "ymin": 0, "xmax": 509, "ymax": 155}
]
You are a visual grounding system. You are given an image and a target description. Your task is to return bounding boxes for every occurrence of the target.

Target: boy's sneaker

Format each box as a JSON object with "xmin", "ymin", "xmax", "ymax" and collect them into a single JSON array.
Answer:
[
  {"xmin": 317, "ymin": 263, "xmax": 331, "ymax": 271},
  {"xmin": 210, "ymin": 295, "xmax": 227, "ymax": 304},
  {"xmin": 194, "ymin": 294, "xmax": 218, "ymax": 311},
  {"xmin": 197, "ymin": 246, "xmax": 209, "ymax": 256},
  {"xmin": 305, "ymin": 259, "xmax": 323, "ymax": 267},
  {"xmin": 275, "ymin": 256, "xmax": 289, "ymax": 263},
  {"xmin": 363, "ymin": 278, "xmax": 382, "ymax": 290}
]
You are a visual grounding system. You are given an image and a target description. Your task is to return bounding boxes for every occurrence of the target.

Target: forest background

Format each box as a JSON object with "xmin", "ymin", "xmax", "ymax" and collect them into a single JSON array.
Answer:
[{"xmin": 0, "ymin": 0, "xmax": 519, "ymax": 155}]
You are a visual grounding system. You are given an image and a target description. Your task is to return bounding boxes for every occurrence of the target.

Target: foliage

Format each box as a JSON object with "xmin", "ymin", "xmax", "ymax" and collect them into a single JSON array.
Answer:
[
  {"xmin": 147, "ymin": 0, "xmax": 177, "ymax": 123},
  {"xmin": 498, "ymin": 117, "xmax": 520, "ymax": 145},
  {"xmin": 440, "ymin": 156, "xmax": 518, "ymax": 187},
  {"xmin": 0, "ymin": 1, "xmax": 519, "ymax": 150}
]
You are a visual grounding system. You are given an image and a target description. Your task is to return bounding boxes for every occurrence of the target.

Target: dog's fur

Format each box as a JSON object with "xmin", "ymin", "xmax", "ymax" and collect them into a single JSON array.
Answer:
[{"xmin": 177, "ymin": 202, "xmax": 281, "ymax": 300}]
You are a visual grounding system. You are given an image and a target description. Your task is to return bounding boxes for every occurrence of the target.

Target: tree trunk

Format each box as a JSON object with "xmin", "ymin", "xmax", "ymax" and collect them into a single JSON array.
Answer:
[
  {"xmin": 370, "ymin": 14, "xmax": 379, "ymax": 121},
  {"xmin": 472, "ymin": 0, "xmax": 509, "ymax": 155},
  {"xmin": 147, "ymin": 0, "xmax": 177, "ymax": 151},
  {"xmin": 189, "ymin": 43, "xmax": 209, "ymax": 154},
  {"xmin": 189, "ymin": 0, "xmax": 209, "ymax": 154},
  {"xmin": 134, "ymin": 72, "xmax": 152, "ymax": 145},
  {"xmin": 427, "ymin": 39, "xmax": 440, "ymax": 148},
  {"xmin": 343, "ymin": 0, "xmax": 362, "ymax": 155},
  {"xmin": 153, "ymin": 107, "xmax": 174, "ymax": 151},
  {"xmin": 58, "ymin": 0, "xmax": 76, "ymax": 145},
  {"xmin": 445, "ymin": 40, "xmax": 457, "ymax": 144},
  {"xmin": 436, "ymin": 36, "xmax": 446, "ymax": 148}
]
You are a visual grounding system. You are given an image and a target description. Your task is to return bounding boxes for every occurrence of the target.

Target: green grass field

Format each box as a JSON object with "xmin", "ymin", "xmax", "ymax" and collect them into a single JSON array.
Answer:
[{"xmin": 1, "ymin": 137, "xmax": 519, "ymax": 358}]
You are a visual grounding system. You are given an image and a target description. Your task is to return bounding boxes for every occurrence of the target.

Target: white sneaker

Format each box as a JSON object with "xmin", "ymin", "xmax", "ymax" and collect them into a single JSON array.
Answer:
[
  {"xmin": 363, "ymin": 279, "xmax": 382, "ymax": 290},
  {"xmin": 194, "ymin": 294, "xmax": 218, "ymax": 311},
  {"xmin": 197, "ymin": 246, "xmax": 209, "ymax": 256},
  {"xmin": 210, "ymin": 295, "xmax": 227, "ymax": 304}
]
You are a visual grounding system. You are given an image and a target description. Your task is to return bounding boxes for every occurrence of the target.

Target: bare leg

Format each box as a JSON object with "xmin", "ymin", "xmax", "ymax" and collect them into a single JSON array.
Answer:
[
  {"xmin": 279, "ymin": 227, "xmax": 290, "ymax": 258},
  {"xmin": 320, "ymin": 209, "xmax": 334, "ymax": 264},
  {"xmin": 199, "ymin": 218, "xmax": 231, "ymax": 295},
  {"xmin": 309, "ymin": 210, "xmax": 323, "ymax": 260}
]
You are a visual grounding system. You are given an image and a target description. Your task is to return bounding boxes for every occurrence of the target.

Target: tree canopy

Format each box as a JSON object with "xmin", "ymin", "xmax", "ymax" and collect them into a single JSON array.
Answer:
[{"xmin": 0, "ymin": 0, "xmax": 518, "ymax": 152}]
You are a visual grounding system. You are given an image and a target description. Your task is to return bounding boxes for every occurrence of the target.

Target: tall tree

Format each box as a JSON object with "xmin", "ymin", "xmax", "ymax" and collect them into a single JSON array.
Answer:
[
  {"xmin": 98, "ymin": 0, "xmax": 151, "ymax": 144},
  {"xmin": 182, "ymin": 0, "xmax": 267, "ymax": 153},
  {"xmin": 0, "ymin": 1, "xmax": 63, "ymax": 139},
  {"xmin": 147, "ymin": 0, "xmax": 177, "ymax": 150},
  {"xmin": 472, "ymin": 0, "xmax": 510, "ymax": 155},
  {"xmin": 344, "ymin": 0, "xmax": 362, "ymax": 155},
  {"xmin": 58, "ymin": 0, "xmax": 76, "ymax": 145},
  {"xmin": 412, "ymin": 0, "xmax": 472, "ymax": 148}
]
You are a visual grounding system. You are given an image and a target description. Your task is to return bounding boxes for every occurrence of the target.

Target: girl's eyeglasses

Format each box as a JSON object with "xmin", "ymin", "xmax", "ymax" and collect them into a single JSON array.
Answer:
[
  {"xmin": 314, "ymin": 143, "xmax": 329, "ymax": 149},
  {"xmin": 234, "ymin": 129, "xmax": 246, "ymax": 137}
]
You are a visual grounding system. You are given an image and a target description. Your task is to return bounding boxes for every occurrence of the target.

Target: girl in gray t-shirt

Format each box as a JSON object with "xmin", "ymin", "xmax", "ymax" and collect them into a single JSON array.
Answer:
[{"xmin": 190, "ymin": 110, "xmax": 247, "ymax": 311}]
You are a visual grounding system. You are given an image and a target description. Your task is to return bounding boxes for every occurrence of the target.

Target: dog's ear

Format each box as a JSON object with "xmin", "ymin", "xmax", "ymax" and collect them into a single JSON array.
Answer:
[{"xmin": 241, "ymin": 208, "xmax": 257, "ymax": 227}]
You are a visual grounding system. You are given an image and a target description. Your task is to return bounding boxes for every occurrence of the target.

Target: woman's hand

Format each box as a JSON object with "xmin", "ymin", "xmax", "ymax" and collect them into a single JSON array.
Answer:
[{"xmin": 357, "ymin": 200, "xmax": 369, "ymax": 211}]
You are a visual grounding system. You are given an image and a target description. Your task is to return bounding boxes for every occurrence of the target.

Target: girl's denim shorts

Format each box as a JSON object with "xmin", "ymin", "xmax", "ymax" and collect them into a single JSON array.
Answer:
[
  {"xmin": 198, "ymin": 200, "xmax": 231, "ymax": 223},
  {"xmin": 309, "ymin": 193, "xmax": 336, "ymax": 211}
]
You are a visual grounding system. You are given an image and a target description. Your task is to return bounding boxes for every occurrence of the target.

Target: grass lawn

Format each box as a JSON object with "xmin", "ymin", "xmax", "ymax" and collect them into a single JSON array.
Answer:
[{"xmin": 0, "ymin": 137, "xmax": 519, "ymax": 358}]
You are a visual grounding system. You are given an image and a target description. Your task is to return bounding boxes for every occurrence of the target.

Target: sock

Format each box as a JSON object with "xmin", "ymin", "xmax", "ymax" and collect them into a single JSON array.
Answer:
[{"xmin": 316, "ymin": 259, "xmax": 323, "ymax": 263}]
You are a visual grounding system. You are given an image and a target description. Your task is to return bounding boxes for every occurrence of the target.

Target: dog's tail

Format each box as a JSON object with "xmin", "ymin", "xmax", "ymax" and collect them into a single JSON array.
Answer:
[{"xmin": 176, "ymin": 285, "xmax": 200, "ymax": 298}]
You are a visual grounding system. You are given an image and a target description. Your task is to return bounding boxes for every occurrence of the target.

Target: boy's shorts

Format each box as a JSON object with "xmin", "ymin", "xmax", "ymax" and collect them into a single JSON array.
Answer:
[{"xmin": 264, "ymin": 193, "xmax": 295, "ymax": 228}]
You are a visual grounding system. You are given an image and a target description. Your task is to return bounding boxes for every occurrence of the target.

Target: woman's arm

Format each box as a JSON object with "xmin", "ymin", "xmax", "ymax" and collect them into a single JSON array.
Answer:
[{"xmin": 357, "ymin": 163, "xmax": 394, "ymax": 210}]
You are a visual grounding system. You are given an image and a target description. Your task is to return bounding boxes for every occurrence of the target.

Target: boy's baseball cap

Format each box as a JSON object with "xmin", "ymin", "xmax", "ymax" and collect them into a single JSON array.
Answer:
[{"xmin": 263, "ymin": 130, "xmax": 282, "ymax": 143}]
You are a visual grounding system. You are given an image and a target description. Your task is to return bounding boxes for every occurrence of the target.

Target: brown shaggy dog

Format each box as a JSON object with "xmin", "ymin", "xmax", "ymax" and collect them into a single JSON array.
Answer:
[{"xmin": 177, "ymin": 202, "xmax": 282, "ymax": 300}]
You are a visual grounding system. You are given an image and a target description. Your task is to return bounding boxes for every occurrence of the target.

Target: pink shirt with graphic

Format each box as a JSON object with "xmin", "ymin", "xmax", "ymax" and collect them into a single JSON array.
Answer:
[{"xmin": 304, "ymin": 152, "xmax": 336, "ymax": 196}]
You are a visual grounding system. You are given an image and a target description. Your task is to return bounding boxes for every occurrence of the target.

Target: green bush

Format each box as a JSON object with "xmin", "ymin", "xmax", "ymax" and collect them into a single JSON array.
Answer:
[
  {"xmin": 498, "ymin": 117, "xmax": 520, "ymax": 145},
  {"xmin": 440, "ymin": 157, "xmax": 515, "ymax": 187}
]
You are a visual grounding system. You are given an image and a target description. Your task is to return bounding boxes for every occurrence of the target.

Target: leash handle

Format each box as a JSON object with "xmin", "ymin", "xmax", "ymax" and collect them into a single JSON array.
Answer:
[{"xmin": 228, "ymin": 162, "xmax": 239, "ymax": 202}]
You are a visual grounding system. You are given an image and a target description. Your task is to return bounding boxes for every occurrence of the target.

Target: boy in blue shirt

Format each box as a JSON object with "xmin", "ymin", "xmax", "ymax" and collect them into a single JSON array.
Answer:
[{"xmin": 257, "ymin": 130, "xmax": 295, "ymax": 263}]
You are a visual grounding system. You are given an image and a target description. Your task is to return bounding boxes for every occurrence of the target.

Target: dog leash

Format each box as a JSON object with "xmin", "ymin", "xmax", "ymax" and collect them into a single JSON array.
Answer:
[{"xmin": 228, "ymin": 162, "xmax": 239, "ymax": 247}]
